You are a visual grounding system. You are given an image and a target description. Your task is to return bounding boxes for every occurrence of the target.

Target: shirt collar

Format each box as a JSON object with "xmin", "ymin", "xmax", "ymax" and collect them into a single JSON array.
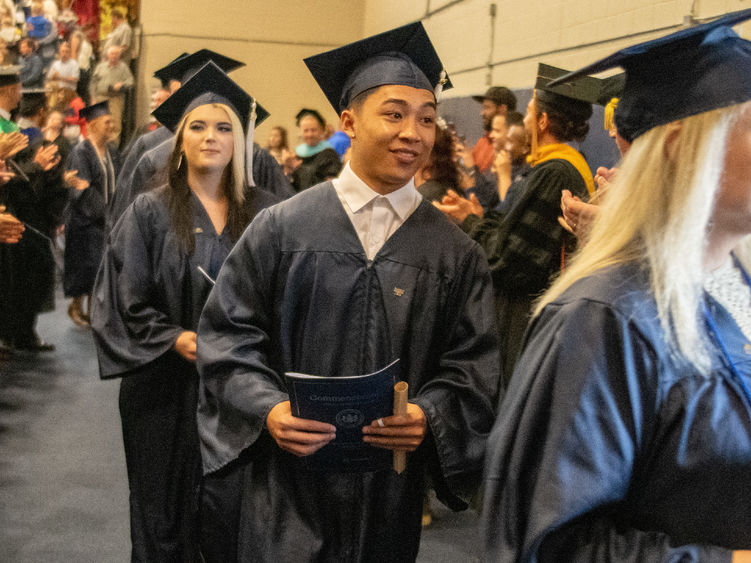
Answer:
[
  {"xmin": 336, "ymin": 162, "xmax": 419, "ymax": 220},
  {"xmin": 0, "ymin": 108, "xmax": 10, "ymax": 120}
]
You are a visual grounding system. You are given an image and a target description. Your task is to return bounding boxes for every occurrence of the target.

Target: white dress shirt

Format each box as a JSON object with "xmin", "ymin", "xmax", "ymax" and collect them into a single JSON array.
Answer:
[{"xmin": 332, "ymin": 162, "xmax": 422, "ymax": 260}]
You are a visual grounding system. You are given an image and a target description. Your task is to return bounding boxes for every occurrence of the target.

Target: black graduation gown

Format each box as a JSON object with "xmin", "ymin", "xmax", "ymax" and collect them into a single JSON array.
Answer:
[
  {"xmin": 63, "ymin": 139, "xmax": 121, "ymax": 296},
  {"xmin": 291, "ymin": 147, "xmax": 342, "ymax": 192},
  {"xmin": 91, "ymin": 185, "xmax": 277, "ymax": 563},
  {"xmin": 482, "ymin": 263, "xmax": 751, "ymax": 562},
  {"xmin": 197, "ymin": 182, "xmax": 500, "ymax": 562},
  {"xmin": 108, "ymin": 138, "xmax": 294, "ymax": 229},
  {"xmin": 0, "ymin": 141, "xmax": 68, "ymax": 345},
  {"xmin": 464, "ymin": 158, "xmax": 588, "ymax": 388}
]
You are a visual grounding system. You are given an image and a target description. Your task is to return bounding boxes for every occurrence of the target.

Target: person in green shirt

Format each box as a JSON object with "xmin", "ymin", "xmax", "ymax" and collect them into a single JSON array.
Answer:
[{"xmin": 0, "ymin": 66, "xmax": 21, "ymax": 133}]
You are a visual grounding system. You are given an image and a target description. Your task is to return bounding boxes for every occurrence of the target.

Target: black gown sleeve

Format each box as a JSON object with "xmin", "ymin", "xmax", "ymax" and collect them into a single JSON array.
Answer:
[
  {"xmin": 412, "ymin": 243, "xmax": 500, "ymax": 506},
  {"xmin": 481, "ymin": 298, "xmax": 732, "ymax": 562},
  {"xmin": 466, "ymin": 161, "xmax": 581, "ymax": 294},
  {"xmin": 91, "ymin": 195, "xmax": 184, "ymax": 378},
  {"xmin": 197, "ymin": 208, "xmax": 289, "ymax": 467},
  {"xmin": 67, "ymin": 143, "xmax": 106, "ymax": 223}
]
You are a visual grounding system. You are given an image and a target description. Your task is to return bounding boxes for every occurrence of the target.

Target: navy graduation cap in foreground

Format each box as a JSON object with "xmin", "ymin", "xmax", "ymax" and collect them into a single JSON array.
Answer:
[
  {"xmin": 548, "ymin": 7, "xmax": 751, "ymax": 141},
  {"xmin": 304, "ymin": 21, "xmax": 452, "ymax": 113},
  {"xmin": 151, "ymin": 61, "xmax": 268, "ymax": 133}
]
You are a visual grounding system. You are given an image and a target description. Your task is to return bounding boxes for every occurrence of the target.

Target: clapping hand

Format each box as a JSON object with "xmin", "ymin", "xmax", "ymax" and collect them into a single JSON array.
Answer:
[
  {"xmin": 34, "ymin": 144, "xmax": 60, "ymax": 171},
  {"xmin": 433, "ymin": 189, "xmax": 483, "ymax": 224},
  {"xmin": 0, "ymin": 205, "xmax": 24, "ymax": 243},
  {"xmin": 0, "ymin": 131, "xmax": 29, "ymax": 159},
  {"xmin": 64, "ymin": 170, "xmax": 89, "ymax": 191},
  {"xmin": 0, "ymin": 159, "xmax": 15, "ymax": 185}
]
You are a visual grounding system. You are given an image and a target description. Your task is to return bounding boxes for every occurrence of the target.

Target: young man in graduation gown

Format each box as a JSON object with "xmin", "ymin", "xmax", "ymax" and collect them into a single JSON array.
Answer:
[
  {"xmin": 197, "ymin": 23, "xmax": 500, "ymax": 563},
  {"xmin": 64, "ymin": 102, "xmax": 122, "ymax": 324}
]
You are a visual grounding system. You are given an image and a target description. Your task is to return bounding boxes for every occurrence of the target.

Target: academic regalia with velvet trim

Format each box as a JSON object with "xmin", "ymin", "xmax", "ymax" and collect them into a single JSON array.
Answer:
[
  {"xmin": 63, "ymin": 139, "xmax": 121, "ymax": 296},
  {"xmin": 463, "ymin": 148, "xmax": 589, "ymax": 387},
  {"xmin": 483, "ymin": 262, "xmax": 751, "ymax": 561},
  {"xmin": 91, "ymin": 185, "xmax": 278, "ymax": 562},
  {"xmin": 197, "ymin": 182, "xmax": 500, "ymax": 562}
]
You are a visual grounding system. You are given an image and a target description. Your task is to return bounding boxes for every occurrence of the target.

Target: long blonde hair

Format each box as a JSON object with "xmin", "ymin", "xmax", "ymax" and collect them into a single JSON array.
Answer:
[
  {"xmin": 167, "ymin": 103, "xmax": 248, "ymax": 252},
  {"xmin": 535, "ymin": 103, "xmax": 746, "ymax": 372}
]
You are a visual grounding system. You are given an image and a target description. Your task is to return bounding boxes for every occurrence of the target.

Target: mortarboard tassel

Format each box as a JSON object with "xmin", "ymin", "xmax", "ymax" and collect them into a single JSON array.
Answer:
[
  {"xmin": 434, "ymin": 70, "xmax": 448, "ymax": 102},
  {"xmin": 603, "ymin": 97, "xmax": 618, "ymax": 131},
  {"xmin": 245, "ymin": 99, "xmax": 257, "ymax": 187}
]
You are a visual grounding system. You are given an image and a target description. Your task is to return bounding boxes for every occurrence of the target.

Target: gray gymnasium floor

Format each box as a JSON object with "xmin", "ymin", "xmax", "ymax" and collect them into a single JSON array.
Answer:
[{"xmin": 0, "ymin": 293, "xmax": 482, "ymax": 562}]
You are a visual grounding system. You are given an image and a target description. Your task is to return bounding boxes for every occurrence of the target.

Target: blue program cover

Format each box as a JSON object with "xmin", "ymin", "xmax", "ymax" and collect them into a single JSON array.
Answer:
[{"xmin": 285, "ymin": 359, "xmax": 400, "ymax": 472}]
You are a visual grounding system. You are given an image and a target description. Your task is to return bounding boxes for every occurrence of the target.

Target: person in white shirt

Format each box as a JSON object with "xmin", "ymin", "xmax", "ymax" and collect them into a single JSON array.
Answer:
[{"xmin": 46, "ymin": 41, "xmax": 79, "ymax": 107}]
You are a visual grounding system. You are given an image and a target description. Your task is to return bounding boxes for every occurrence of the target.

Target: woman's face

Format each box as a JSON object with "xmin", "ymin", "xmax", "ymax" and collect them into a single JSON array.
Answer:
[
  {"xmin": 46, "ymin": 111, "xmax": 64, "ymax": 131},
  {"xmin": 714, "ymin": 103, "xmax": 751, "ymax": 237},
  {"xmin": 299, "ymin": 115, "xmax": 323, "ymax": 147},
  {"xmin": 268, "ymin": 128, "xmax": 282, "ymax": 149},
  {"xmin": 181, "ymin": 105, "xmax": 234, "ymax": 173}
]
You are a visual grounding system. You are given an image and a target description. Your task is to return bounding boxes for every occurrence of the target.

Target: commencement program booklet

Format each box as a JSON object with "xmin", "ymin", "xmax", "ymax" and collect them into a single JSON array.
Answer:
[{"xmin": 285, "ymin": 359, "xmax": 400, "ymax": 472}]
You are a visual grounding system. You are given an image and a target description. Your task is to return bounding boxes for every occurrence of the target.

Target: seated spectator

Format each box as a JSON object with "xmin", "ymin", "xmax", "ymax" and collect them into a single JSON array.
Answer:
[
  {"xmin": 60, "ymin": 87, "xmax": 86, "ymax": 141},
  {"xmin": 42, "ymin": 0, "xmax": 58, "ymax": 20},
  {"xmin": 90, "ymin": 45, "xmax": 133, "ymax": 144},
  {"xmin": 70, "ymin": 29, "xmax": 92, "ymax": 104},
  {"xmin": 18, "ymin": 38, "xmax": 44, "ymax": 89},
  {"xmin": 25, "ymin": 1, "xmax": 51, "ymax": 41},
  {"xmin": 101, "ymin": 8, "xmax": 132, "ymax": 64},
  {"xmin": 42, "ymin": 109, "xmax": 71, "ymax": 163},
  {"xmin": 0, "ymin": 15, "xmax": 19, "ymax": 47},
  {"xmin": 0, "ymin": 38, "xmax": 12, "ymax": 65},
  {"xmin": 46, "ymin": 41, "xmax": 79, "ymax": 107}
]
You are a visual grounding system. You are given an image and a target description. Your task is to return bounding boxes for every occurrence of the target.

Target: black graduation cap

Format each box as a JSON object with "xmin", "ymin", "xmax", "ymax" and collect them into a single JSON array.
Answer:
[
  {"xmin": 304, "ymin": 22, "xmax": 452, "ymax": 113},
  {"xmin": 79, "ymin": 100, "xmax": 110, "ymax": 122},
  {"xmin": 295, "ymin": 108, "xmax": 325, "ymax": 127},
  {"xmin": 152, "ymin": 61, "xmax": 268, "ymax": 133},
  {"xmin": 534, "ymin": 63, "xmax": 598, "ymax": 123},
  {"xmin": 0, "ymin": 66, "xmax": 20, "ymax": 87},
  {"xmin": 546, "ymin": 8, "xmax": 751, "ymax": 141},
  {"xmin": 152, "ymin": 49, "xmax": 245, "ymax": 86},
  {"xmin": 152, "ymin": 52, "xmax": 189, "ymax": 85},
  {"xmin": 19, "ymin": 88, "xmax": 47, "ymax": 117},
  {"xmin": 597, "ymin": 73, "xmax": 625, "ymax": 106}
]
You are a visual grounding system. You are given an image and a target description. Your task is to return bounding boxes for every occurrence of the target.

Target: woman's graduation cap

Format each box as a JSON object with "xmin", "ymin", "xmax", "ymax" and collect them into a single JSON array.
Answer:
[
  {"xmin": 79, "ymin": 101, "xmax": 110, "ymax": 122},
  {"xmin": 546, "ymin": 8, "xmax": 751, "ymax": 141},
  {"xmin": 151, "ymin": 61, "xmax": 269, "ymax": 186},
  {"xmin": 534, "ymin": 63, "xmax": 601, "ymax": 123},
  {"xmin": 152, "ymin": 49, "xmax": 245, "ymax": 86},
  {"xmin": 304, "ymin": 22, "xmax": 452, "ymax": 113},
  {"xmin": 152, "ymin": 61, "xmax": 268, "ymax": 133}
]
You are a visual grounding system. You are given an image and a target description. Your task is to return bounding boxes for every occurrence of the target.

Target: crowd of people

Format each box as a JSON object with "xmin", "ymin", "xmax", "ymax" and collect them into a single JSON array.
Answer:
[{"xmin": 3, "ymin": 5, "xmax": 751, "ymax": 563}]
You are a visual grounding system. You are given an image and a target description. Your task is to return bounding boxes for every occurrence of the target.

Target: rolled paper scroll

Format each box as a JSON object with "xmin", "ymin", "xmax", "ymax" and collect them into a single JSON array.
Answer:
[{"xmin": 393, "ymin": 381, "xmax": 409, "ymax": 474}]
